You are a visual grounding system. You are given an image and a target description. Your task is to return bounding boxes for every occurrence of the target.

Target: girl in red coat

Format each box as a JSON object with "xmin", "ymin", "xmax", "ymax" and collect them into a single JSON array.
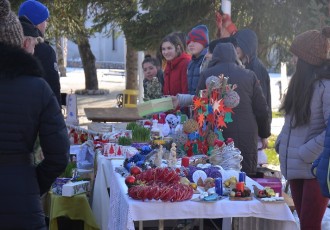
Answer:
[{"xmin": 160, "ymin": 33, "xmax": 191, "ymax": 96}]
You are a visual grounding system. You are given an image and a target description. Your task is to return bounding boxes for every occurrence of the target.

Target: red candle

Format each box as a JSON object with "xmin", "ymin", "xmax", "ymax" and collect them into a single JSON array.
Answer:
[
  {"xmin": 181, "ymin": 157, "xmax": 190, "ymax": 167},
  {"xmin": 236, "ymin": 182, "xmax": 244, "ymax": 192}
]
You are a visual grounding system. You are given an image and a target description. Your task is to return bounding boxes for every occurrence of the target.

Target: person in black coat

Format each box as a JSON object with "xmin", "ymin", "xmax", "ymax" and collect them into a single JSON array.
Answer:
[
  {"xmin": 0, "ymin": 1, "xmax": 69, "ymax": 229},
  {"xmin": 197, "ymin": 43, "xmax": 271, "ymax": 176},
  {"xmin": 19, "ymin": 0, "xmax": 62, "ymax": 106}
]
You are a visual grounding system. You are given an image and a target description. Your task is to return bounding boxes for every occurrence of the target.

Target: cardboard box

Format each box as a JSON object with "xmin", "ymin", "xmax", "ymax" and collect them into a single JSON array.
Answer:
[
  {"xmin": 62, "ymin": 181, "xmax": 90, "ymax": 197},
  {"xmin": 137, "ymin": 97, "xmax": 173, "ymax": 117},
  {"xmin": 252, "ymin": 178, "xmax": 282, "ymax": 196}
]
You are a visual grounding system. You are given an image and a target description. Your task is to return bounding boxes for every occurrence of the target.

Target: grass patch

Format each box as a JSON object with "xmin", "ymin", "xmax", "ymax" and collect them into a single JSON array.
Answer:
[
  {"xmin": 272, "ymin": 111, "xmax": 284, "ymax": 118},
  {"xmin": 264, "ymin": 134, "xmax": 280, "ymax": 166}
]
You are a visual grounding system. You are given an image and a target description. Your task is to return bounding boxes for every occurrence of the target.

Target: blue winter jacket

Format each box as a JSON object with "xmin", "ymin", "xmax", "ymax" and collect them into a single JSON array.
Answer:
[
  {"xmin": 187, "ymin": 48, "xmax": 207, "ymax": 95},
  {"xmin": 312, "ymin": 115, "xmax": 330, "ymax": 198}
]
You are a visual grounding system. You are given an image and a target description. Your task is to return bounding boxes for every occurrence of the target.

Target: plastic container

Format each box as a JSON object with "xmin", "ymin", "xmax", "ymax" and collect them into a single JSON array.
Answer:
[{"xmin": 252, "ymin": 177, "xmax": 282, "ymax": 196}]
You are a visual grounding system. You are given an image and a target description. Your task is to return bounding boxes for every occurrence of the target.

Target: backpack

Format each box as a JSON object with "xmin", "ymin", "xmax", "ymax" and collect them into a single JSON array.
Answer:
[{"xmin": 311, "ymin": 116, "xmax": 330, "ymax": 198}]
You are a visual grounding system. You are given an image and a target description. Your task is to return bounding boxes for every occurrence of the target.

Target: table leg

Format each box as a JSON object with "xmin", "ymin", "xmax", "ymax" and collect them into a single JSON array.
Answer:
[
  {"xmin": 159, "ymin": 219, "xmax": 164, "ymax": 230},
  {"xmin": 139, "ymin": 221, "xmax": 143, "ymax": 230},
  {"xmin": 199, "ymin": 219, "xmax": 204, "ymax": 230}
]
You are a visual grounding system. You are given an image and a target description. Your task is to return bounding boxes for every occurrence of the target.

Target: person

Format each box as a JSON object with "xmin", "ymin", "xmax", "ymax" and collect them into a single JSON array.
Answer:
[
  {"xmin": 233, "ymin": 29, "xmax": 272, "ymax": 165},
  {"xmin": 200, "ymin": 37, "xmax": 239, "ymax": 73},
  {"xmin": 275, "ymin": 26, "xmax": 330, "ymax": 230},
  {"xmin": 19, "ymin": 15, "xmax": 42, "ymax": 54},
  {"xmin": 142, "ymin": 55, "xmax": 163, "ymax": 100},
  {"xmin": 161, "ymin": 33, "xmax": 191, "ymax": 96},
  {"xmin": 186, "ymin": 25, "xmax": 209, "ymax": 95},
  {"xmin": 19, "ymin": 0, "xmax": 62, "ymax": 106},
  {"xmin": 0, "ymin": 0, "xmax": 69, "ymax": 229},
  {"xmin": 176, "ymin": 43, "xmax": 270, "ymax": 176}
]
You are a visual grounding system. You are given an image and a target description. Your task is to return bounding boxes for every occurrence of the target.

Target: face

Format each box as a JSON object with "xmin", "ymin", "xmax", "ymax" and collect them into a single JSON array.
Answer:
[
  {"xmin": 23, "ymin": 36, "xmax": 38, "ymax": 54},
  {"xmin": 36, "ymin": 20, "xmax": 47, "ymax": 35},
  {"xmin": 143, "ymin": 62, "xmax": 158, "ymax": 81},
  {"xmin": 187, "ymin": 41, "xmax": 204, "ymax": 57},
  {"xmin": 161, "ymin": 41, "xmax": 178, "ymax": 61},
  {"xmin": 204, "ymin": 50, "xmax": 212, "ymax": 61},
  {"xmin": 235, "ymin": 46, "xmax": 244, "ymax": 60}
]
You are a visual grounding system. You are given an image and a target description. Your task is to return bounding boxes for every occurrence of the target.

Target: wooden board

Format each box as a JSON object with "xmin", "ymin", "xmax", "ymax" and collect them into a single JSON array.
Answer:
[
  {"xmin": 84, "ymin": 107, "xmax": 142, "ymax": 122},
  {"xmin": 229, "ymin": 196, "xmax": 253, "ymax": 201}
]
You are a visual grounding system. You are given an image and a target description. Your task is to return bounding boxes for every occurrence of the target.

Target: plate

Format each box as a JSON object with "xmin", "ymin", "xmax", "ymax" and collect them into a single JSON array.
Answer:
[
  {"xmin": 257, "ymin": 197, "xmax": 285, "ymax": 203},
  {"xmin": 192, "ymin": 170, "xmax": 207, "ymax": 184}
]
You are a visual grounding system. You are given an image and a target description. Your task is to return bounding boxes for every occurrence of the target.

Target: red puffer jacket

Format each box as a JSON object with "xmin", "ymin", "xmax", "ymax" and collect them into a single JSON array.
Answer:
[{"xmin": 163, "ymin": 52, "xmax": 191, "ymax": 96}]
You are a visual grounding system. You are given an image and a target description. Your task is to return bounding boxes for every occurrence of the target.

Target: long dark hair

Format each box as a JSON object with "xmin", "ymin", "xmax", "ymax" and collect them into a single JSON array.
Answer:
[{"xmin": 280, "ymin": 59, "xmax": 330, "ymax": 127}]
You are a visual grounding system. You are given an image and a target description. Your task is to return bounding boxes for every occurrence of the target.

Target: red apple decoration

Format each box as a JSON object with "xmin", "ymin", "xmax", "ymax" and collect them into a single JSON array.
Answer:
[
  {"xmin": 125, "ymin": 175, "xmax": 136, "ymax": 187},
  {"xmin": 130, "ymin": 166, "xmax": 142, "ymax": 176}
]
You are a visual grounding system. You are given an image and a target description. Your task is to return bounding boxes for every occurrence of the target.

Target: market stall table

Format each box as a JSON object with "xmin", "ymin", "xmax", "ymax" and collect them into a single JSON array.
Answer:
[
  {"xmin": 84, "ymin": 107, "xmax": 142, "ymax": 123},
  {"xmin": 107, "ymin": 159, "xmax": 299, "ymax": 230},
  {"xmin": 49, "ymin": 193, "xmax": 99, "ymax": 230}
]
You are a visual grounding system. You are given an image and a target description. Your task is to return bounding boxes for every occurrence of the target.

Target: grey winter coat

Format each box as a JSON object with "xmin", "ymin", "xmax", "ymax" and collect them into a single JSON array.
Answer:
[
  {"xmin": 197, "ymin": 43, "xmax": 271, "ymax": 175},
  {"xmin": 187, "ymin": 48, "xmax": 207, "ymax": 95},
  {"xmin": 276, "ymin": 80, "xmax": 330, "ymax": 180},
  {"xmin": 0, "ymin": 43, "xmax": 69, "ymax": 229}
]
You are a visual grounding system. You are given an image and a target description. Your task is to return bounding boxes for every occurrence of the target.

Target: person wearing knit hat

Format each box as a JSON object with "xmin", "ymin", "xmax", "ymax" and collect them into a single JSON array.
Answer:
[
  {"xmin": 18, "ymin": 0, "xmax": 62, "ymax": 106},
  {"xmin": 0, "ymin": 0, "xmax": 69, "ymax": 229},
  {"xmin": 290, "ymin": 27, "xmax": 330, "ymax": 66},
  {"xmin": 19, "ymin": 15, "xmax": 43, "ymax": 54},
  {"xmin": 186, "ymin": 25, "xmax": 209, "ymax": 95},
  {"xmin": 276, "ymin": 26, "xmax": 330, "ymax": 230},
  {"xmin": 0, "ymin": 0, "xmax": 24, "ymax": 47},
  {"xmin": 18, "ymin": 0, "xmax": 49, "ymax": 27}
]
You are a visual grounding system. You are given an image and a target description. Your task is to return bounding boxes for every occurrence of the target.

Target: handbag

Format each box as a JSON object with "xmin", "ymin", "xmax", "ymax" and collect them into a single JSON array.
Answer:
[{"xmin": 311, "ymin": 115, "xmax": 330, "ymax": 198}]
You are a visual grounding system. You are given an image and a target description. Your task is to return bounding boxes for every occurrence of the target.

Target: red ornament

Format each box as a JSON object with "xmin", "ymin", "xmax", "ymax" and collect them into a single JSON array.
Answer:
[
  {"xmin": 125, "ymin": 175, "xmax": 136, "ymax": 186},
  {"xmin": 130, "ymin": 166, "xmax": 142, "ymax": 176}
]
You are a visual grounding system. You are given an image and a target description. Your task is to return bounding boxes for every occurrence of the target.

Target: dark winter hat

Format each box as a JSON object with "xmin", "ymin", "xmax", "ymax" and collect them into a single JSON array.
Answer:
[
  {"xmin": 0, "ymin": 0, "xmax": 24, "ymax": 47},
  {"xmin": 290, "ymin": 26, "xmax": 330, "ymax": 66},
  {"xmin": 208, "ymin": 37, "xmax": 238, "ymax": 54},
  {"xmin": 186, "ymin": 25, "xmax": 209, "ymax": 47},
  {"xmin": 233, "ymin": 29, "xmax": 258, "ymax": 58},
  {"xmin": 18, "ymin": 0, "xmax": 49, "ymax": 26},
  {"xmin": 19, "ymin": 16, "xmax": 39, "ymax": 38}
]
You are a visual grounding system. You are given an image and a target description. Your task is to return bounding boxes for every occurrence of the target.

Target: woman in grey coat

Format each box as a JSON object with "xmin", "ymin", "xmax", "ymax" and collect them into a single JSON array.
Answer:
[{"xmin": 276, "ymin": 26, "xmax": 330, "ymax": 230}]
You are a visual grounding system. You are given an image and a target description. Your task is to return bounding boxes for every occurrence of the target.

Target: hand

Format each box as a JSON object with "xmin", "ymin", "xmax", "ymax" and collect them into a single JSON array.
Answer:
[
  {"xmin": 171, "ymin": 96, "xmax": 179, "ymax": 108},
  {"xmin": 260, "ymin": 138, "xmax": 268, "ymax": 149}
]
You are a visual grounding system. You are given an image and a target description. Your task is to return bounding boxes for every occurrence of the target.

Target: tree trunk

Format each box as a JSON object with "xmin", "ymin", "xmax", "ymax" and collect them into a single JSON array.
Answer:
[
  {"xmin": 77, "ymin": 35, "xmax": 98, "ymax": 90},
  {"xmin": 125, "ymin": 42, "xmax": 138, "ymax": 90},
  {"xmin": 56, "ymin": 36, "xmax": 67, "ymax": 77}
]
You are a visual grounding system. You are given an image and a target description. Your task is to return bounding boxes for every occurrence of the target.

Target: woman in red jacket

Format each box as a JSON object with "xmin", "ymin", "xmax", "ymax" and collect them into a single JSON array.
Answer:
[{"xmin": 160, "ymin": 33, "xmax": 191, "ymax": 96}]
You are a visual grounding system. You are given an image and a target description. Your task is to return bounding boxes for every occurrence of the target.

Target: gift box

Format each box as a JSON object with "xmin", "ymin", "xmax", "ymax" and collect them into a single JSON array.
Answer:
[
  {"xmin": 52, "ymin": 178, "xmax": 71, "ymax": 195},
  {"xmin": 137, "ymin": 97, "xmax": 173, "ymax": 117},
  {"xmin": 252, "ymin": 177, "xmax": 282, "ymax": 196},
  {"xmin": 62, "ymin": 181, "xmax": 90, "ymax": 197}
]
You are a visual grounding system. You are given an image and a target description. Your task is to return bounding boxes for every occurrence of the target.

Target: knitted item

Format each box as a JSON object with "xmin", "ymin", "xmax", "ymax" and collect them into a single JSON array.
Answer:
[
  {"xmin": 18, "ymin": 0, "xmax": 49, "ymax": 26},
  {"xmin": 0, "ymin": 0, "xmax": 24, "ymax": 47},
  {"xmin": 290, "ymin": 26, "xmax": 330, "ymax": 66},
  {"xmin": 186, "ymin": 25, "xmax": 209, "ymax": 47}
]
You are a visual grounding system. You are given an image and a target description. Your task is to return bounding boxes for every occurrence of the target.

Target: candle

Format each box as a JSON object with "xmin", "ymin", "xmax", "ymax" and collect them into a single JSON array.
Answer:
[
  {"xmin": 236, "ymin": 182, "xmax": 244, "ymax": 192},
  {"xmin": 181, "ymin": 157, "xmax": 190, "ymax": 167}
]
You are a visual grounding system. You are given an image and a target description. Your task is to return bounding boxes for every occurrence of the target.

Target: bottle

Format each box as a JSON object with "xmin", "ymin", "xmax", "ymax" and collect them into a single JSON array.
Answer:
[{"xmin": 151, "ymin": 119, "xmax": 160, "ymax": 140}]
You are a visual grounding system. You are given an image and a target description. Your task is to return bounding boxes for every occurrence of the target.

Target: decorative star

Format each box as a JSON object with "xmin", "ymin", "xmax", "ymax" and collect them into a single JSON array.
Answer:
[
  {"xmin": 216, "ymin": 116, "xmax": 227, "ymax": 128},
  {"xmin": 193, "ymin": 97, "xmax": 203, "ymax": 110}
]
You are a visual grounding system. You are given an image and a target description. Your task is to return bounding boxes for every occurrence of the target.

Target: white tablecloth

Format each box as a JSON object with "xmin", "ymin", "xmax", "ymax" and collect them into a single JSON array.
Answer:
[
  {"xmin": 92, "ymin": 154, "xmax": 113, "ymax": 230},
  {"xmin": 107, "ymin": 159, "xmax": 299, "ymax": 230}
]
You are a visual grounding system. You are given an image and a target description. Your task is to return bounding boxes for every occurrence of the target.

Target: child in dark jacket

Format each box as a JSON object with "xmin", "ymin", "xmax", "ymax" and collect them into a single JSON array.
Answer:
[
  {"xmin": 186, "ymin": 25, "xmax": 209, "ymax": 95},
  {"xmin": 142, "ymin": 55, "xmax": 163, "ymax": 101}
]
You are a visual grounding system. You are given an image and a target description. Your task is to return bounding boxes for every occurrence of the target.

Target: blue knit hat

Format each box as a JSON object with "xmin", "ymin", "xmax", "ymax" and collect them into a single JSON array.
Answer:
[
  {"xmin": 18, "ymin": 0, "xmax": 49, "ymax": 26},
  {"xmin": 186, "ymin": 25, "xmax": 209, "ymax": 47}
]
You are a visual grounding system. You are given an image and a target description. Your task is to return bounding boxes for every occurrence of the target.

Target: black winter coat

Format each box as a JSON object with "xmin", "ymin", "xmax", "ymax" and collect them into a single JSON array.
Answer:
[
  {"xmin": 197, "ymin": 43, "xmax": 271, "ymax": 175},
  {"xmin": 34, "ymin": 30, "xmax": 61, "ymax": 106},
  {"xmin": 0, "ymin": 43, "xmax": 69, "ymax": 229}
]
